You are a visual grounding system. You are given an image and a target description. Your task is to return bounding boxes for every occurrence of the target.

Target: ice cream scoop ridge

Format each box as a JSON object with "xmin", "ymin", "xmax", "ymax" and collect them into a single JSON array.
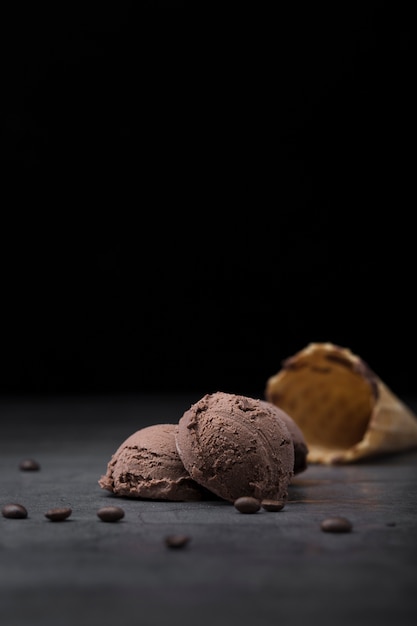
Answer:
[{"xmin": 175, "ymin": 391, "xmax": 295, "ymax": 503}]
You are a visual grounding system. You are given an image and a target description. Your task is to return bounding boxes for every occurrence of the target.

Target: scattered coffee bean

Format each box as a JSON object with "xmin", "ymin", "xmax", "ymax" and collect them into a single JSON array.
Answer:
[
  {"xmin": 19, "ymin": 458, "xmax": 40, "ymax": 471},
  {"xmin": 45, "ymin": 507, "xmax": 72, "ymax": 521},
  {"xmin": 2, "ymin": 503, "xmax": 28, "ymax": 519},
  {"xmin": 234, "ymin": 496, "xmax": 261, "ymax": 514},
  {"xmin": 97, "ymin": 506, "xmax": 125, "ymax": 522},
  {"xmin": 261, "ymin": 499, "xmax": 285, "ymax": 512},
  {"xmin": 320, "ymin": 516, "xmax": 353, "ymax": 533},
  {"xmin": 165, "ymin": 534, "xmax": 190, "ymax": 549}
]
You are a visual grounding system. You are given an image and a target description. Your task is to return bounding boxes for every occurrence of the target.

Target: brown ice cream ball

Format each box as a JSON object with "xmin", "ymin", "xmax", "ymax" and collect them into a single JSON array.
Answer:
[
  {"xmin": 261, "ymin": 401, "xmax": 309, "ymax": 474},
  {"xmin": 98, "ymin": 423, "xmax": 208, "ymax": 501},
  {"xmin": 175, "ymin": 392, "xmax": 295, "ymax": 503},
  {"xmin": 283, "ymin": 413, "xmax": 309, "ymax": 474}
]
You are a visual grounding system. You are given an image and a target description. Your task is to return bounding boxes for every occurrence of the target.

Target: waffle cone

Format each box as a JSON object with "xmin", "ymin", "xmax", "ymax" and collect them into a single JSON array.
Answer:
[{"xmin": 265, "ymin": 343, "xmax": 417, "ymax": 464}]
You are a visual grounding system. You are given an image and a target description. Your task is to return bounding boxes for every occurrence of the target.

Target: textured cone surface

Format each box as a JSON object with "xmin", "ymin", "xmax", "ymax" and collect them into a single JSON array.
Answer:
[{"xmin": 265, "ymin": 342, "xmax": 417, "ymax": 464}]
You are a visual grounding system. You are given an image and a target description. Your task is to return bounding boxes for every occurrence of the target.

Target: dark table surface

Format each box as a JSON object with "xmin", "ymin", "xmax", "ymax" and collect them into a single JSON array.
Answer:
[{"xmin": 1, "ymin": 393, "xmax": 417, "ymax": 626}]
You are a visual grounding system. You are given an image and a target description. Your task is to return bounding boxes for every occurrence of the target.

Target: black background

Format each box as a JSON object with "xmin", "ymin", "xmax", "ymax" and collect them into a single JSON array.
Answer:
[{"xmin": 1, "ymin": 2, "xmax": 415, "ymax": 400}]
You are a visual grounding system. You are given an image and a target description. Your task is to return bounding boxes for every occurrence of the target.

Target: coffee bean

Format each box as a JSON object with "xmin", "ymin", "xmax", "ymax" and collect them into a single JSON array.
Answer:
[
  {"xmin": 19, "ymin": 458, "xmax": 40, "ymax": 471},
  {"xmin": 45, "ymin": 507, "xmax": 72, "ymax": 521},
  {"xmin": 97, "ymin": 506, "xmax": 125, "ymax": 522},
  {"xmin": 165, "ymin": 534, "xmax": 190, "ymax": 549},
  {"xmin": 2, "ymin": 503, "xmax": 28, "ymax": 519},
  {"xmin": 261, "ymin": 499, "xmax": 285, "ymax": 512},
  {"xmin": 234, "ymin": 496, "xmax": 261, "ymax": 514},
  {"xmin": 320, "ymin": 516, "xmax": 353, "ymax": 533}
]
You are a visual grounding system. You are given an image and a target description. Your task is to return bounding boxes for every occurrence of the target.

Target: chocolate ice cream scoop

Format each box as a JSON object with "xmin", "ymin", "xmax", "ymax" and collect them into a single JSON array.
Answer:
[
  {"xmin": 175, "ymin": 392, "xmax": 295, "ymax": 503},
  {"xmin": 260, "ymin": 400, "xmax": 309, "ymax": 474},
  {"xmin": 98, "ymin": 423, "xmax": 207, "ymax": 501}
]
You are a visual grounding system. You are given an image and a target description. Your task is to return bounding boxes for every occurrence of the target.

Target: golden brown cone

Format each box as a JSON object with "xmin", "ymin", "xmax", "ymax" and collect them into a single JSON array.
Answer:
[{"xmin": 265, "ymin": 342, "xmax": 417, "ymax": 464}]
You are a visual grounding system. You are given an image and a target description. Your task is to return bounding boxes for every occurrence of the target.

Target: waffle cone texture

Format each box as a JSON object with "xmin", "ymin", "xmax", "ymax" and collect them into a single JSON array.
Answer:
[{"xmin": 265, "ymin": 343, "xmax": 417, "ymax": 464}]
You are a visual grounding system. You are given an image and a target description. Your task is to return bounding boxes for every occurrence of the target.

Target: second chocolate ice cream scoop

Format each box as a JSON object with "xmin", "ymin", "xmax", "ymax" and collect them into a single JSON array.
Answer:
[
  {"xmin": 175, "ymin": 391, "xmax": 295, "ymax": 503},
  {"xmin": 98, "ymin": 423, "xmax": 207, "ymax": 501},
  {"xmin": 260, "ymin": 400, "xmax": 309, "ymax": 475}
]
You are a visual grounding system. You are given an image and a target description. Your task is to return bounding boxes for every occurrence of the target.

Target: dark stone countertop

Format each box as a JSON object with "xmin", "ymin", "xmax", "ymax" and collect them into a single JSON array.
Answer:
[{"xmin": 1, "ymin": 394, "xmax": 417, "ymax": 626}]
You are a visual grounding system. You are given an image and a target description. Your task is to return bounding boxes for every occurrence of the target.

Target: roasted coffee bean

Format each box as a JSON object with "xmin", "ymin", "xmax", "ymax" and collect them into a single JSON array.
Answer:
[
  {"xmin": 2, "ymin": 503, "xmax": 28, "ymax": 519},
  {"xmin": 165, "ymin": 534, "xmax": 190, "ymax": 549},
  {"xmin": 320, "ymin": 516, "xmax": 353, "ymax": 533},
  {"xmin": 19, "ymin": 458, "xmax": 40, "ymax": 471},
  {"xmin": 234, "ymin": 496, "xmax": 261, "ymax": 514},
  {"xmin": 261, "ymin": 499, "xmax": 285, "ymax": 512},
  {"xmin": 45, "ymin": 507, "xmax": 72, "ymax": 521},
  {"xmin": 97, "ymin": 506, "xmax": 125, "ymax": 522}
]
